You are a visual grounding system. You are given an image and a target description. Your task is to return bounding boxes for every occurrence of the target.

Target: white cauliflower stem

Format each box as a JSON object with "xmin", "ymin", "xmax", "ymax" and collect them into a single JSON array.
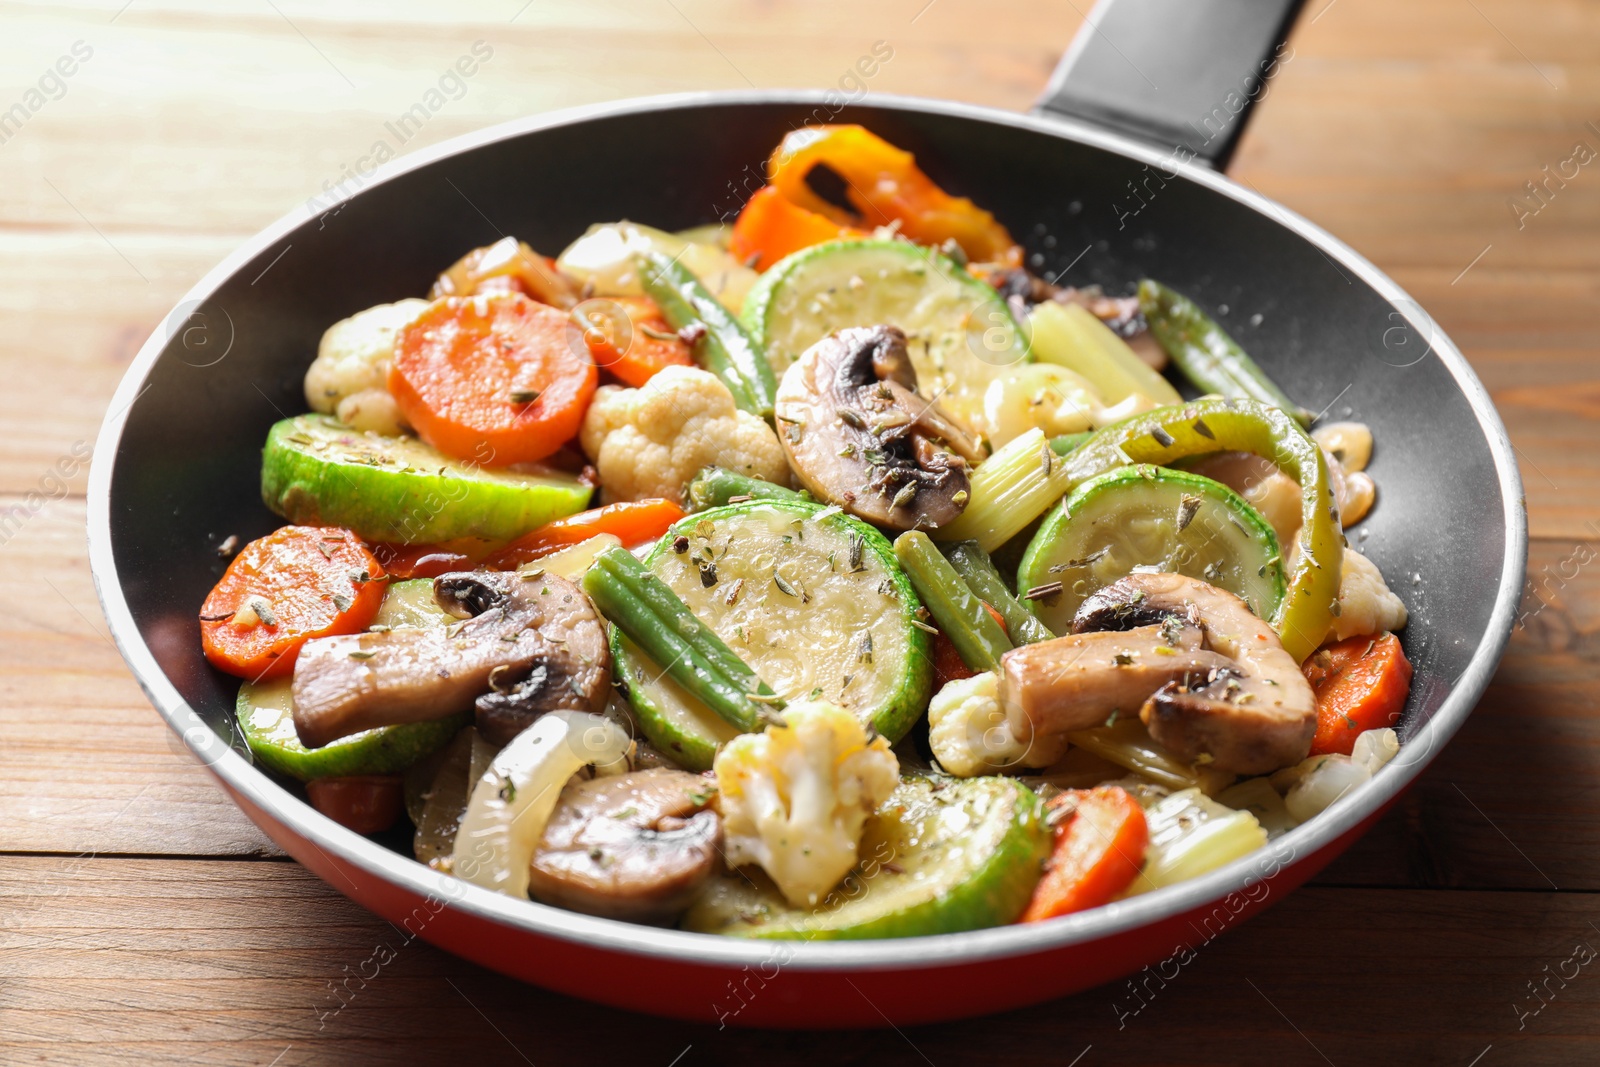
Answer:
[
  {"xmin": 713, "ymin": 701, "xmax": 899, "ymax": 907},
  {"xmin": 927, "ymin": 671, "xmax": 1065, "ymax": 777},
  {"xmin": 580, "ymin": 365, "xmax": 789, "ymax": 504},
  {"xmin": 303, "ymin": 299, "xmax": 429, "ymax": 436}
]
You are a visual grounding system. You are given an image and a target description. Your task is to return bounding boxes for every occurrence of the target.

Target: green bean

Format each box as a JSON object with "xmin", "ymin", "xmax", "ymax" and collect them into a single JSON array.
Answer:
[
  {"xmin": 940, "ymin": 540, "xmax": 1056, "ymax": 646},
  {"xmin": 685, "ymin": 467, "xmax": 803, "ymax": 512},
  {"xmin": 635, "ymin": 249, "xmax": 778, "ymax": 419},
  {"xmin": 1138, "ymin": 279, "xmax": 1314, "ymax": 426},
  {"xmin": 583, "ymin": 547, "xmax": 781, "ymax": 732},
  {"xmin": 1049, "ymin": 431, "xmax": 1094, "ymax": 457},
  {"xmin": 893, "ymin": 531, "xmax": 1013, "ymax": 672}
]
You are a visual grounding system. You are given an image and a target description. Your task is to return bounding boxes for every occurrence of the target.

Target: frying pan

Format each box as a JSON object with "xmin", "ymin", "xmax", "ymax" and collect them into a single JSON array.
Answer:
[{"xmin": 87, "ymin": 0, "xmax": 1525, "ymax": 1027}]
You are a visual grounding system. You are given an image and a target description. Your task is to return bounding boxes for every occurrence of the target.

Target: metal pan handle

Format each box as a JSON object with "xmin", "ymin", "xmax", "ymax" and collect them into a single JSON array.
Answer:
[{"xmin": 1033, "ymin": 0, "xmax": 1306, "ymax": 171}]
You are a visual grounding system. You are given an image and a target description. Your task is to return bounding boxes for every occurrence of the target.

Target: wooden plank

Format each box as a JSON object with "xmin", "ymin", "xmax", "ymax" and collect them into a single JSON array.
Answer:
[
  {"xmin": 0, "ymin": 0, "xmax": 1063, "ymax": 235},
  {"xmin": 0, "ymin": 495, "xmax": 277, "ymax": 857},
  {"xmin": 2, "ymin": 854, "xmax": 1596, "ymax": 1064}
]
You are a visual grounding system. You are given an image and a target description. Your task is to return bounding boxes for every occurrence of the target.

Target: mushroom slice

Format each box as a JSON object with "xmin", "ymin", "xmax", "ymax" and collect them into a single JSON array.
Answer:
[
  {"xmin": 453, "ymin": 711, "xmax": 631, "ymax": 899},
  {"xmin": 528, "ymin": 768, "xmax": 721, "ymax": 922},
  {"xmin": 1073, "ymin": 573, "xmax": 1316, "ymax": 774},
  {"xmin": 775, "ymin": 324, "xmax": 979, "ymax": 531},
  {"xmin": 998, "ymin": 623, "xmax": 1230, "ymax": 741},
  {"xmin": 292, "ymin": 570, "xmax": 610, "ymax": 750}
]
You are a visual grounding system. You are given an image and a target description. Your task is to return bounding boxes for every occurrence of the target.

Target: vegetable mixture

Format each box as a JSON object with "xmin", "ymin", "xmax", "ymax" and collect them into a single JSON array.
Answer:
[{"xmin": 201, "ymin": 125, "xmax": 1412, "ymax": 937}]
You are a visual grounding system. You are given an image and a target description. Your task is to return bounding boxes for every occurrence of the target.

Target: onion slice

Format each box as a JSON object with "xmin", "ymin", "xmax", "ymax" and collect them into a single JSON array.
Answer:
[{"xmin": 451, "ymin": 711, "xmax": 631, "ymax": 898}]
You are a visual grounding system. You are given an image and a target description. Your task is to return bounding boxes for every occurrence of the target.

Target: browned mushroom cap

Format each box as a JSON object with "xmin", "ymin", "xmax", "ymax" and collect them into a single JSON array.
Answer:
[
  {"xmin": 291, "ymin": 570, "xmax": 610, "ymax": 750},
  {"xmin": 998, "ymin": 620, "xmax": 1229, "ymax": 741},
  {"xmin": 528, "ymin": 768, "xmax": 721, "ymax": 922},
  {"xmin": 1072, "ymin": 573, "xmax": 1316, "ymax": 774},
  {"xmin": 775, "ymin": 325, "xmax": 982, "ymax": 531}
]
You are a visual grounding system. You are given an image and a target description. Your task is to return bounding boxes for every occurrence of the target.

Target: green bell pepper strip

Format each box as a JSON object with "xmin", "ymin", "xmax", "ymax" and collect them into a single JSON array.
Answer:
[
  {"xmin": 1138, "ymin": 279, "xmax": 1315, "ymax": 427},
  {"xmin": 940, "ymin": 540, "xmax": 1056, "ymax": 646},
  {"xmin": 635, "ymin": 249, "xmax": 779, "ymax": 419},
  {"xmin": 583, "ymin": 546, "xmax": 783, "ymax": 733},
  {"xmin": 1059, "ymin": 397, "xmax": 1341, "ymax": 662},
  {"xmin": 894, "ymin": 531, "xmax": 1014, "ymax": 672}
]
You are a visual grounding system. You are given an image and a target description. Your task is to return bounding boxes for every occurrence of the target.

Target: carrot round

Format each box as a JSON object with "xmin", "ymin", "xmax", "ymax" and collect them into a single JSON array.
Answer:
[
  {"xmin": 483, "ymin": 498, "xmax": 686, "ymax": 570},
  {"xmin": 729, "ymin": 186, "xmax": 862, "ymax": 271},
  {"xmin": 389, "ymin": 293, "xmax": 597, "ymax": 466},
  {"xmin": 199, "ymin": 526, "xmax": 386, "ymax": 680},
  {"xmin": 1304, "ymin": 632, "xmax": 1413, "ymax": 756},
  {"xmin": 1022, "ymin": 786, "xmax": 1149, "ymax": 922},
  {"xmin": 573, "ymin": 296, "xmax": 693, "ymax": 388}
]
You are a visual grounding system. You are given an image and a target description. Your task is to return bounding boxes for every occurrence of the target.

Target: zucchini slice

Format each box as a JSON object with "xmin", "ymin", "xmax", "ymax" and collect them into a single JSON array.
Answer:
[
  {"xmin": 261, "ymin": 414, "xmax": 592, "ymax": 545},
  {"xmin": 237, "ymin": 678, "xmax": 467, "ymax": 781},
  {"xmin": 682, "ymin": 776, "xmax": 1049, "ymax": 939},
  {"xmin": 369, "ymin": 577, "xmax": 454, "ymax": 630},
  {"xmin": 613, "ymin": 499, "xmax": 931, "ymax": 770},
  {"xmin": 1017, "ymin": 465, "xmax": 1286, "ymax": 633},
  {"xmin": 741, "ymin": 238, "xmax": 1030, "ymax": 436}
]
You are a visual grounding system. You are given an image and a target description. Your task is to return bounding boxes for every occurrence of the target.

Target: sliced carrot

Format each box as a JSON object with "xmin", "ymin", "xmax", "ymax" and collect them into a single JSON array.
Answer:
[
  {"xmin": 729, "ymin": 186, "xmax": 862, "ymax": 271},
  {"xmin": 1022, "ymin": 786, "xmax": 1149, "ymax": 922},
  {"xmin": 306, "ymin": 775, "xmax": 404, "ymax": 834},
  {"xmin": 1304, "ymin": 632, "xmax": 1413, "ymax": 756},
  {"xmin": 389, "ymin": 293, "xmax": 597, "ymax": 466},
  {"xmin": 483, "ymin": 498, "xmax": 687, "ymax": 570},
  {"xmin": 200, "ymin": 526, "xmax": 386, "ymax": 681},
  {"xmin": 572, "ymin": 296, "xmax": 694, "ymax": 387}
]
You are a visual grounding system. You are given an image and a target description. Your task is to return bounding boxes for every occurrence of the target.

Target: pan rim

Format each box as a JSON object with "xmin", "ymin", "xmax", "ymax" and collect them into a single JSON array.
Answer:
[{"xmin": 86, "ymin": 88, "xmax": 1526, "ymax": 973}]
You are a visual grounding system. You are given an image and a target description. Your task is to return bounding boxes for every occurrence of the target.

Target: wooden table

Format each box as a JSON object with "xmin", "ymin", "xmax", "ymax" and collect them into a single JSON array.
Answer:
[{"xmin": 3, "ymin": 0, "xmax": 1597, "ymax": 1062}]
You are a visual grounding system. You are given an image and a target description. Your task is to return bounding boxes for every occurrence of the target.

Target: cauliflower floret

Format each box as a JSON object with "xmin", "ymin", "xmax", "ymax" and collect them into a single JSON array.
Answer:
[
  {"xmin": 580, "ymin": 365, "xmax": 789, "ymax": 504},
  {"xmin": 712, "ymin": 701, "xmax": 899, "ymax": 907},
  {"xmin": 303, "ymin": 299, "xmax": 429, "ymax": 436},
  {"xmin": 1328, "ymin": 548, "xmax": 1408, "ymax": 643},
  {"xmin": 927, "ymin": 671, "xmax": 1066, "ymax": 777}
]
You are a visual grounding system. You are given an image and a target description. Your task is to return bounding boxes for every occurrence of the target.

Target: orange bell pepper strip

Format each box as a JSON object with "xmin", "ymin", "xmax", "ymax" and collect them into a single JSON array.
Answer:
[
  {"xmin": 766, "ymin": 124, "xmax": 1023, "ymax": 267},
  {"xmin": 729, "ymin": 186, "xmax": 864, "ymax": 272}
]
